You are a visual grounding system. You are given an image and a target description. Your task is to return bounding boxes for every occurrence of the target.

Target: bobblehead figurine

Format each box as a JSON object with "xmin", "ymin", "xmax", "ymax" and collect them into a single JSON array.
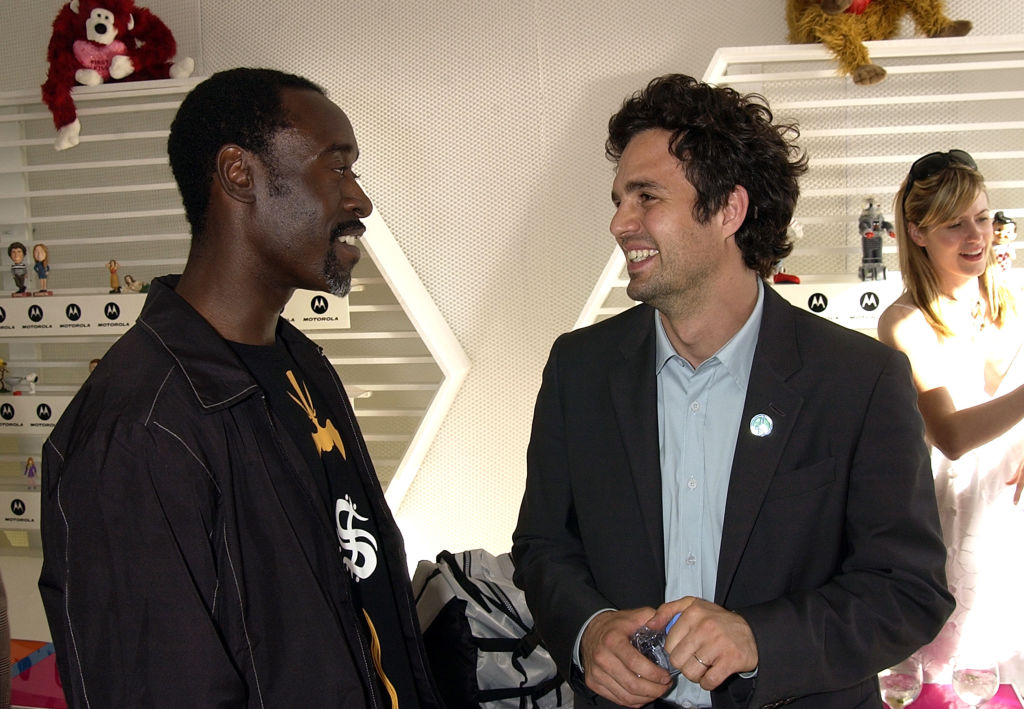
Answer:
[
  {"xmin": 25, "ymin": 457, "xmax": 39, "ymax": 490},
  {"xmin": 33, "ymin": 244, "xmax": 52, "ymax": 295},
  {"xmin": 8, "ymin": 242, "xmax": 29, "ymax": 296},
  {"xmin": 993, "ymin": 211, "xmax": 1017, "ymax": 272}
]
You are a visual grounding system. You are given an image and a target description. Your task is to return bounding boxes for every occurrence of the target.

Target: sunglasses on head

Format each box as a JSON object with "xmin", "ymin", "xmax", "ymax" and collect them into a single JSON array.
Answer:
[{"xmin": 901, "ymin": 149, "xmax": 978, "ymax": 213}]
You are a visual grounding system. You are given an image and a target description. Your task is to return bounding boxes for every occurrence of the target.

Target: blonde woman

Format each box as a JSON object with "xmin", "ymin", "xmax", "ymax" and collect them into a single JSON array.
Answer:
[{"xmin": 878, "ymin": 149, "xmax": 1024, "ymax": 686}]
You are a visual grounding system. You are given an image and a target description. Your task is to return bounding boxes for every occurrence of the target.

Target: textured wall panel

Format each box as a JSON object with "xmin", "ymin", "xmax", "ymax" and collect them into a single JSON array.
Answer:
[{"xmin": 2, "ymin": 1, "xmax": 1017, "ymax": 571}]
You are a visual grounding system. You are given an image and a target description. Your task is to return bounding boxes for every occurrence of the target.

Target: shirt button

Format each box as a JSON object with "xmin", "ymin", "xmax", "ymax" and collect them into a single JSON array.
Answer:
[
  {"xmin": 688, "ymin": 477, "xmax": 698, "ymax": 490},
  {"xmin": 686, "ymin": 553, "xmax": 696, "ymax": 566},
  {"xmin": 690, "ymin": 401, "xmax": 700, "ymax": 413}
]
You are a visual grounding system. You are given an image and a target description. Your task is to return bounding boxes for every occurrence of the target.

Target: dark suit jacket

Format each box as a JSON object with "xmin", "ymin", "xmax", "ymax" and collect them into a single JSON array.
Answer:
[{"xmin": 512, "ymin": 286, "xmax": 953, "ymax": 709}]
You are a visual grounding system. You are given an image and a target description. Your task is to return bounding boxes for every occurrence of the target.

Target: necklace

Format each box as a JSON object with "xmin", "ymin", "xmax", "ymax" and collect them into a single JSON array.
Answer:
[
  {"xmin": 970, "ymin": 297, "xmax": 987, "ymax": 331},
  {"xmin": 940, "ymin": 291, "xmax": 988, "ymax": 335}
]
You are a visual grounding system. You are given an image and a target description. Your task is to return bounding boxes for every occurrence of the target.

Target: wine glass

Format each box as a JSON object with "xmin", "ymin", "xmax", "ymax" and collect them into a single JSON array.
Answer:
[
  {"xmin": 952, "ymin": 657, "xmax": 1000, "ymax": 708},
  {"xmin": 879, "ymin": 655, "xmax": 923, "ymax": 708}
]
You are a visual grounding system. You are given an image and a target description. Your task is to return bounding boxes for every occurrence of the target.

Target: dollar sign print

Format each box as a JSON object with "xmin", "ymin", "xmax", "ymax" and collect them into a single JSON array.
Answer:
[{"xmin": 336, "ymin": 495, "xmax": 378, "ymax": 580}]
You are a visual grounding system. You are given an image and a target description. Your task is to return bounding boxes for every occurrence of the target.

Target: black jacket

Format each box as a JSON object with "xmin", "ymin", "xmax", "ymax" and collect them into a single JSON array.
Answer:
[
  {"xmin": 40, "ymin": 275, "xmax": 443, "ymax": 708},
  {"xmin": 513, "ymin": 287, "xmax": 953, "ymax": 708}
]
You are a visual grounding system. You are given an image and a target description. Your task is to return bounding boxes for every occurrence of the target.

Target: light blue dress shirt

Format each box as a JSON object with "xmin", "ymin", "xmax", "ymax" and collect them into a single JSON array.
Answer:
[
  {"xmin": 571, "ymin": 281, "xmax": 763, "ymax": 707},
  {"xmin": 656, "ymin": 279, "xmax": 763, "ymax": 708}
]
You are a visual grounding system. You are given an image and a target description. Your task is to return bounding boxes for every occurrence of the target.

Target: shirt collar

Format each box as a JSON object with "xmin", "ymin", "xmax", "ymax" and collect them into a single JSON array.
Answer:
[{"xmin": 654, "ymin": 278, "xmax": 764, "ymax": 388}]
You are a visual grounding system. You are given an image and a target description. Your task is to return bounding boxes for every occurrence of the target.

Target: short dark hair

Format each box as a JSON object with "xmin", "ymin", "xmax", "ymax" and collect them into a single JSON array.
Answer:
[
  {"xmin": 167, "ymin": 68, "xmax": 326, "ymax": 244},
  {"xmin": 994, "ymin": 210, "xmax": 1015, "ymax": 227},
  {"xmin": 606, "ymin": 74, "xmax": 808, "ymax": 280}
]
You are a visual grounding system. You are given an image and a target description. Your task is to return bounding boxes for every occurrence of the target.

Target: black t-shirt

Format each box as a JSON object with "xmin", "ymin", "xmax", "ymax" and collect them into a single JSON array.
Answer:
[{"xmin": 229, "ymin": 336, "xmax": 420, "ymax": 708}]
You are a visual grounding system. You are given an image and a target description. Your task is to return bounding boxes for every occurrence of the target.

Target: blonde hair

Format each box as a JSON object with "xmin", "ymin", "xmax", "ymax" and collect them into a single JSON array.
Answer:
[{"xmin": 893, "ymin": 161, "xmax": 1015, "ymax": 339}]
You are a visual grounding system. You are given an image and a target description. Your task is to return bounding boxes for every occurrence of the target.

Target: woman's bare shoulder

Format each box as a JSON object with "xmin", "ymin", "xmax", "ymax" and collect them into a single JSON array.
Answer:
[{"xmin": 877, "ymin": 292, "xmax": 930, "ymax": 348}]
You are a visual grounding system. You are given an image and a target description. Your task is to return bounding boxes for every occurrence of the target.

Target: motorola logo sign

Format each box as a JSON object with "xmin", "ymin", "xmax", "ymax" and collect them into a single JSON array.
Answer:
[
  {"xmin": 10, "ymin": 499, "xmax": 26, "ymax": 516},
  {"xmin": 66, "ymin": 303, "xmax": 82, "ymax": 321},
  {"xmin": 104, "ymin": 302, "xmax": 121, "ymax": 320},
  {"xmin": 37, "ymin": 403, "xmax": 52, "ymax": 421},
  {"xmin": 28, "ymin": 304, "xmax": 44, "ymax": 322},
  {"xmin": 310, "ymin": 295, "xmax": 329, "ymax": 315},
  {"xmin": 859, "ymin": 292, "xmax": 880, "ymax": 312},
  {"xmin": 807, "ymin": 293, "xmax": 828, "ymax": 313},
  {"xmin": 0, "ymin": 403, "xmax": 14, "ymax": 421}
]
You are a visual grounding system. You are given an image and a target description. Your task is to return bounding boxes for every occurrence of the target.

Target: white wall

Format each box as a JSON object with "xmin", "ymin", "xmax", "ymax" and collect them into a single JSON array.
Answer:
[{"xmin": 1, "ymin": 0, "xmax": 1018, "ymax": 641}]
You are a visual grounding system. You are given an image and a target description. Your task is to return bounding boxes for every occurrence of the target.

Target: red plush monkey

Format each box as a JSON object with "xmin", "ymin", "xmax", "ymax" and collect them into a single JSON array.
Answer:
[{"xmin": 41, "ymin": 0, "xmax": 194, "ymax": 150}]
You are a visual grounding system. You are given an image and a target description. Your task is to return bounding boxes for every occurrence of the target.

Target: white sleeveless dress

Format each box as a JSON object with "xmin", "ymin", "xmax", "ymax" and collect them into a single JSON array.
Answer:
[{"xmin": 918, "ymin": 339, "xmax": 1024, "ymax": 688}]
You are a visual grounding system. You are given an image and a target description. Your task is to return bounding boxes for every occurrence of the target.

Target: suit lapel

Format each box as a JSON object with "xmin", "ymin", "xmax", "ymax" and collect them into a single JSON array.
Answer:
[
  {"xmin": 716, "ymin": 288, "xmax": 804, "ymax": 604},
  {"xmin": 608, "ymin": 306, "xmax": 666, "ymax": 583}
]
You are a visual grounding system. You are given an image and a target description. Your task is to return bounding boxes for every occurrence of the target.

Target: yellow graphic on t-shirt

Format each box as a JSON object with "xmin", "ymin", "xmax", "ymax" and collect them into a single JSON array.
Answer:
[
  {"xmin": 363, "ymin": 609, "xmax": 399, "ymax": 709},
  {"xmin": 286, "ymin": 370, "xmax": 346, "ymax": 460}
]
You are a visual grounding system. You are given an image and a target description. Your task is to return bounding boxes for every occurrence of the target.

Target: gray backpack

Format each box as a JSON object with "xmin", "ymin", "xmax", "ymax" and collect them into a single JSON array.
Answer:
[{"xmin": 412, "ymin": 549, "xmax": 572, "ymax": 709}]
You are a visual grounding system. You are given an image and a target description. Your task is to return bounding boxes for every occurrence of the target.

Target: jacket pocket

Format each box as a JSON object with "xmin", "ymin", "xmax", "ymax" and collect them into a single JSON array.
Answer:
[{"xmin": 763, "ymin": 457, "xmax": 835, "ymax": 501}]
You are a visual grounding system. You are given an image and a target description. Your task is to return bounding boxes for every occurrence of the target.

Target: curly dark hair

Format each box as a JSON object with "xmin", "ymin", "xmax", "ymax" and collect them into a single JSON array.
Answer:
[
  {"xmin": 167, "ymin": 68, "xmax": 326, "ymax": 245},
  {"xmin": 606, "ymin": 74, "xmax": 808, "ymax": 280}
]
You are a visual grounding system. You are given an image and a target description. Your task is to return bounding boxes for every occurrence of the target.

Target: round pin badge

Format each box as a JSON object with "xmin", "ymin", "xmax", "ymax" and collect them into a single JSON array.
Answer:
[{"xmin": 749, "ymin": 413, "xmax": 773, "ymax": 437}]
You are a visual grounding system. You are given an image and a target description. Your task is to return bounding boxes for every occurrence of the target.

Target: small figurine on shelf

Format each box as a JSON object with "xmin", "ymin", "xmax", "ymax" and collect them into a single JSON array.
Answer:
[
  {"xmin": 33, "ymin": 244, "xmax": 52, "ymax": 295},
  {"xmin": 24, "ymin": 457, "xmax": 39, "ymax": 490},
  {"xmin": 857, "ymin": 196, "xmax": 894, "ymax": 281},
  {"xmin": 993, "ymin": 211, "xmax": 1017, "ymax": 272},
  {"xmin": 18, "ymin": 372, "xmax": 38, "ymax": 395},
  {"xmin": 0, "ymin": 359, "xmax": 8, "ymax": 393},
  {"xmin": 773, "ymin": 220, "xmax": 804, "ymax": 284},
  {"xmin": 4, "ymin": 371, "xmax": 39, "ymax": 396},
  {"xmin": 772, "ymin": 267, "xmax": 801, "ymax": 284},
  {"xmin": 107, "ymin": 259, "xmax": 121, "ymax": 293},
  {"xmin": 123, "ymin": 274, "xmax": 150, "ymax": 293},
  {"xmin": 7, "ymin": 242, "xmax": 29, "ymax": 297}
]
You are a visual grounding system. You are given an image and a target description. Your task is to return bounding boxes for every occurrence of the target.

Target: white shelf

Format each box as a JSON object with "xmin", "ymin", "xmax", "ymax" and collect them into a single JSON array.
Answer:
[
  {"xmin": 578, "ymin": 36, "xmax": 1024, "ymax": 333},
  {"xmin": 0, "ymin": 80, "xmax": 468, "ymax": 500}
]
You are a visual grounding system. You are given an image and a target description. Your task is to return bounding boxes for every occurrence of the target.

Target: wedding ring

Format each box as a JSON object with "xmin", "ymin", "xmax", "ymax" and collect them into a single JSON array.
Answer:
[{"xmin": 693, "ymin": 653, "xmax": 709, "ymax": 667}]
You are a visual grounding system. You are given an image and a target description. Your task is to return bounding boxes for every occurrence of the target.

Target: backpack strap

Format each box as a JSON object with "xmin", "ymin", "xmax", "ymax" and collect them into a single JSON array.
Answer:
[
  {"xmin": 436, "ymin": 550, "xmax": 490, "ymax": 609},
  {"xmin": 436, "ymin": 550, "xmax": 530, "ymax": 632},
  {"xmin": 475, "ymin": 672, "xmax": 566, "ymax": 705}
]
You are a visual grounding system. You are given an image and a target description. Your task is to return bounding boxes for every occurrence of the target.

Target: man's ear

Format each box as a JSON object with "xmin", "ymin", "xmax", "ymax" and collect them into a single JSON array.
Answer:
[
  {"xmin": 722, "ymin": 184, "xmax": 750, "ymax": 238},
  {"xmin": 215, "ymin": 145, "xmax": 256, "ymax": 204}
]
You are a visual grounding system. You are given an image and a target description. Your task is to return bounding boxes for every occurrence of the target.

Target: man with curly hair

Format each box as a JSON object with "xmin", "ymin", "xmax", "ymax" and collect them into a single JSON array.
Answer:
[{"xmin": 512, "ymin": 74, "xmax": 952, "ymax": 708}]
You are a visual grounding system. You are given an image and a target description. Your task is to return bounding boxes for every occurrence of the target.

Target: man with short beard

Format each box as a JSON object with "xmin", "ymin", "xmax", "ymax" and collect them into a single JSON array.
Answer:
[{"xmin": 40, "ymin": 68, "xmax": 443, "ymax": 709}]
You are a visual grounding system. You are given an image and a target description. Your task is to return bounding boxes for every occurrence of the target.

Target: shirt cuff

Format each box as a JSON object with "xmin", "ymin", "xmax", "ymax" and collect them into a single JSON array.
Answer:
[{"xmin": 573, "ymin": 607, "xmax": 617, "ymax": 672}]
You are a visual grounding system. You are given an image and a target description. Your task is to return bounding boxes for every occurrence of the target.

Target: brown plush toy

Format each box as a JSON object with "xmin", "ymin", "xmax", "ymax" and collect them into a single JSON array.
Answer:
[{"xmin": 786, "ymin": 0, "xmax": 972, "ymax": 85}]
